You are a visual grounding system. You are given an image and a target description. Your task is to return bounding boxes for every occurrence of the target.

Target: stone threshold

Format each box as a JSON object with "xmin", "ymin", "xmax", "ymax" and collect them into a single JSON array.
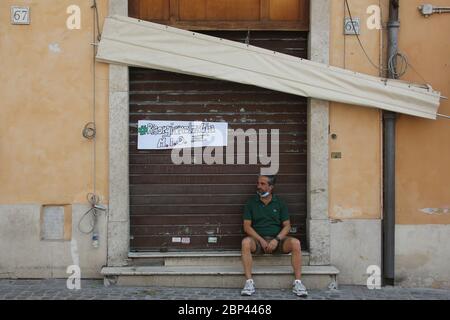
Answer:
[
  {"xmin": 128, "ymin": 251, "xmax": 310, "ymax": 258},
  {"xmin": 102, "ymin": 265, "xmax": 338, "ymax": 276}
]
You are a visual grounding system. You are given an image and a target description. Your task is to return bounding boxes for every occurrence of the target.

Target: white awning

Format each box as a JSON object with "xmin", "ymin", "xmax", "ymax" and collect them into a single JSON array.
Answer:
[{"xmin": 96, "ymin": 15, "xmax": 441, "ymax": 120}]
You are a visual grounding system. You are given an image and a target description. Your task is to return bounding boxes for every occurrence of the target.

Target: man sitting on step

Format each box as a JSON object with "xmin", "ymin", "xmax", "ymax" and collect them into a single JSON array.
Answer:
[{"xmin": 240, "ymin": 175, "xmax": 308, "ymax": 297}]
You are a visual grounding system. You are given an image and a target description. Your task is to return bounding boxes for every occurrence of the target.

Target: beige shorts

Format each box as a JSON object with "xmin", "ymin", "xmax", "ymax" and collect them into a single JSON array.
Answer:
[{"xmin": 251, "ymin": 236, "xmax": 289, "ymax": 255}]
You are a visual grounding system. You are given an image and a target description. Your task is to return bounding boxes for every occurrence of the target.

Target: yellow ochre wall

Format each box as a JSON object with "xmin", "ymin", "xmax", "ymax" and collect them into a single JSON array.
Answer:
[
  {"xmin": 329, "ymin": 0, "xmax": 387, "ymax": 220},
  {"xmin": 328, "ymin": 0, "xmax": 449, "ymax": 225},
  {"xmin": 0, "ymin": 0, "xmax": 109, "ymax": 205},
  {"xmin": 395, "ymin": 0, "xmax": 450, "ymax": 225}
]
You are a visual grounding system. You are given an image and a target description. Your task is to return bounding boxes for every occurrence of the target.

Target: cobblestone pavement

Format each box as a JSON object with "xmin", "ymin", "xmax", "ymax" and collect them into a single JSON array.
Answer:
[{"xmin": 0, "ymin": 279, "xmax": 449, "ymax": 300}]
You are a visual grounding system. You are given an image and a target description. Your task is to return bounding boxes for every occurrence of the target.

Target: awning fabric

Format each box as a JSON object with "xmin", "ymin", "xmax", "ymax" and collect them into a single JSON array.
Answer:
[{"xmin": 96, "ymin": 15, "xmax": 441, "ymax": 120}]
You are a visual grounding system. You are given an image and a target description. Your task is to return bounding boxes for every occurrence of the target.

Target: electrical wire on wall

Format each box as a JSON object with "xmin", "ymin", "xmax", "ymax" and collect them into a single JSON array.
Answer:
[
  {"xmin": 344, "ymin": 0, "xmax": 407, "ymax": 78},
  {"xmin": 344, "ymin": 0, "xmax": 449, "ymax": 120},
  {"xmin": 78, "ymin": 193, "xmax": 106, "ymax": 248},
  {"xmin": 79, "ymin": 0, "xmax": 105, "ymax": 247}
]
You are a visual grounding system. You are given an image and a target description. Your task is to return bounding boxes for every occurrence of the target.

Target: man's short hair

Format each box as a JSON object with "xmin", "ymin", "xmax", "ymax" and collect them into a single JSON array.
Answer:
[{"xmin": 260, "ymin": 175, "xmax": 277, "ymax": 186}]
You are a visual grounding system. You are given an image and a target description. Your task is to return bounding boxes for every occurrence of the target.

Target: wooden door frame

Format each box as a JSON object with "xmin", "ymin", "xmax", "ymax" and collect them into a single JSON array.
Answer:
[
  {"xmin": 106, "ymin": 0, "xmax": 330, "ymax": 267},
  {"xmin": 128, "ymin": 0, "xmax": 310, "ymax": 31}
]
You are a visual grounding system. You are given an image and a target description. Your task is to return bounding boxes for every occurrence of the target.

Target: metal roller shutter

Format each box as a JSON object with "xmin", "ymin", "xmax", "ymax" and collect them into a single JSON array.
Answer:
[{"xmin": 129, "ymin": 31, "xmax": 308, "ymax": 251}]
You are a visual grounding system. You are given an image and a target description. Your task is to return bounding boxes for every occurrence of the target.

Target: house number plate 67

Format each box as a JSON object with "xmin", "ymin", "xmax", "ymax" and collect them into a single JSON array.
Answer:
[{"xmin": 11, "ymin": 7, "xmax": 30, "ymax": 25}]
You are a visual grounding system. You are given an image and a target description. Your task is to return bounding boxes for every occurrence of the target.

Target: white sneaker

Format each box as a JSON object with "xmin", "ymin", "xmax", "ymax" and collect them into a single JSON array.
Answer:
[
  {"xmin": 241, "ymin": 279, "xmax": 256, "ymax": 296},
  {"xmin": 293, "ymin": 279, "xmax": 308, "ymax": 297}
]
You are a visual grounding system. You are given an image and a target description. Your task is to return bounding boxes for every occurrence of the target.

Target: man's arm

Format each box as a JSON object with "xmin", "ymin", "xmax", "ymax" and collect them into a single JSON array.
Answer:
[
  {"xmin": 275, "ymin": 200, "xmax": 291, "ymax": 243},
  {"xmin": 243, "ymin": 220, "xmax": 263, "ymax": 241},
  {"xmin": 277, "ymin": 220, "xmax": 291, "ymax": 240}
]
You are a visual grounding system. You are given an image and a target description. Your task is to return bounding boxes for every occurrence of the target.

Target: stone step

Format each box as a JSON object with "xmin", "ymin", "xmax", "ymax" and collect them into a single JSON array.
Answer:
[
  {"xmin": 128, "ymin": 251, "xmax": 310, "ymax": 267},
  {"xmin": 101, "ymin": 265, "xmax": 339, "ymax": 290}
]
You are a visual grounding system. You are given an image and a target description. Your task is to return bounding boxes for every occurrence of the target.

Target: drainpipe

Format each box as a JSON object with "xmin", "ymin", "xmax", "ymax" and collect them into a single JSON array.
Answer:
[{"xmin": 383, "ymin": 0, "xmax": 399, "ymax": 286}]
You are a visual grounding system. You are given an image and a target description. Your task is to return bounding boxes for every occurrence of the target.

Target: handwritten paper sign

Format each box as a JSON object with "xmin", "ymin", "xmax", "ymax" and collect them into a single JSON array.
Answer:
[{"xmin": 137, "ymin": 120, "xmax": 228, "ymax": 150}]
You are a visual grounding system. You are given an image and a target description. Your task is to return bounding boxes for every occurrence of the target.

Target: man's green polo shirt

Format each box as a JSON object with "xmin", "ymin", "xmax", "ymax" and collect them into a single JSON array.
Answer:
[{"xmin": 243, "ymin": 194, "xmax": 289, "ymax": 237}]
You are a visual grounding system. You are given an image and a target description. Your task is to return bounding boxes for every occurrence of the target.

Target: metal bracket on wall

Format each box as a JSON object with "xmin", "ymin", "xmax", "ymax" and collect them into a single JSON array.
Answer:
[{"xmin": 418, "ymin": 4, "xmax": 450, "ymax": 17}]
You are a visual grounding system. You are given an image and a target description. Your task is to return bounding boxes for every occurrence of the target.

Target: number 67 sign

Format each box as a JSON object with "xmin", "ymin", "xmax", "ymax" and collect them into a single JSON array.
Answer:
[{"xmin": 11, "ymin": 6, "xmax": 30, "ymax": 25}]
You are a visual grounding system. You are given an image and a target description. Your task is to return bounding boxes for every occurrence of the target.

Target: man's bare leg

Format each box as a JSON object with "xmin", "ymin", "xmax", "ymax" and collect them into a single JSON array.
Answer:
[
  {"xmin": 241, "ymin": 237, "xmax": 256, "ymax": 279},
  {"xmin": 283, "ymin": 237, "xmax": 302, "ymax": 279}
]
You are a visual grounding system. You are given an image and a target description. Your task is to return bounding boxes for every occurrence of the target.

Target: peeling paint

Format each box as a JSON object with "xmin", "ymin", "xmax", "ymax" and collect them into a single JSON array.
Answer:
[
  {"xmin": 48, "ymin": 43, "xmax": 61, "ymax": 53},
  {"xmin": 419, "ymin": 207, "xmax": 450, "ymax": 215},
  {"xmin": 397, "ymin": 253, "xmax": 430, "ymax": 269},
  {"xmin": 359, "ymin": 255, "xmax": 368, "ymax": 261},
  {"xmin": 333, "ymin": 205, "xmax": 363, "ymax": 219}
]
